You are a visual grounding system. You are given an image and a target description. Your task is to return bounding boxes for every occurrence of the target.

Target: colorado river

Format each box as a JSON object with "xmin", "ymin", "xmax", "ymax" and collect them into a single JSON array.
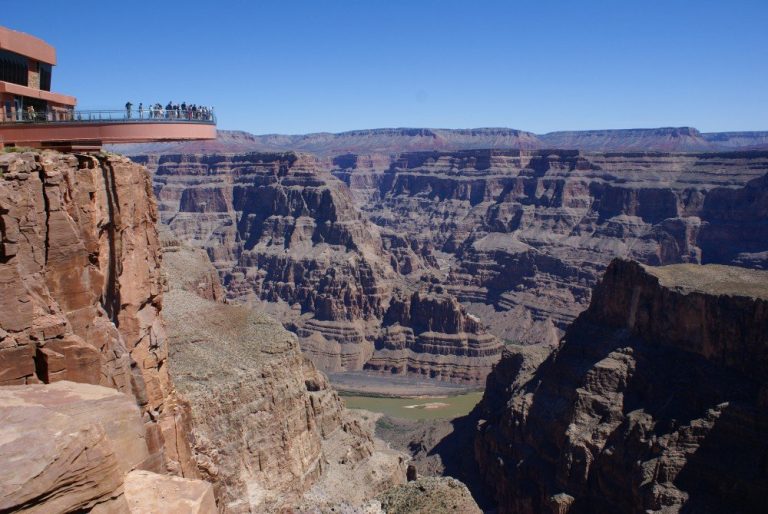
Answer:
[{"xmin": 340, "ymin": 391, "xmax": 484, "ymax": 420}]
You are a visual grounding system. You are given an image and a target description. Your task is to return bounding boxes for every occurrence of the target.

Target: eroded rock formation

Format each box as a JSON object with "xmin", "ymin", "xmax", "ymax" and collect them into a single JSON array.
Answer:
[
  {"xmin": 0, "ymin": 150, "xmax": 196, "ymax": 477},
  {"xmin": 474, "ymin": 259, "xmax": 768, "ymax": 513},
  {"xmin": 134, "ymin": 146, "xmax": 768, "ymax": 385},
  {"xmin": 365, "ymin": 290, "xmax": 502, "ymax": 382},
  {"xmin": 333, "ymin": 149, "xmax": 768, "ymax": 344},
  {"xmin": 0, "ymin": 381, "xmax": 148, "ymax": 513},
  {"xmin": 162, "ymin": 239, "xmax": 406, "ymax": 512},
  {"xmin": 0, "ymin": 381, "xmax": 216, "ymax": 514},
  {"xmin": 144, "ymin": 152, "xmax": 502, "ymax": 384}
]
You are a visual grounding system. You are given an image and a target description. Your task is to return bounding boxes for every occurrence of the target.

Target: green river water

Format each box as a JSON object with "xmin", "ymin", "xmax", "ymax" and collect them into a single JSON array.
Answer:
[{"xmin": 340, "ymin": 391, "xmax": 484, "ymax": 420}]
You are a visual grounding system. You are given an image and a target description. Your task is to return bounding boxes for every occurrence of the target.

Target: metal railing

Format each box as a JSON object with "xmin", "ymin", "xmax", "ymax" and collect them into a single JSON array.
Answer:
[{"xmin": 0, "ymin": 108, "xmax": 216, "ymax": 125}]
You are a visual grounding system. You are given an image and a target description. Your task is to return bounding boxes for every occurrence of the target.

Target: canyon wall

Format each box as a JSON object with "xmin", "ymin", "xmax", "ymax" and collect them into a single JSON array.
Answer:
[
  {"xmin": 0, "ymin": 150, "xmax": 409, "ymax": 512},
  {"xmin": 333, "ymin": 149, "xmax": 768, "ymax": 342},
  {"xmin": 141, "ymin": 152, "xmax": 502, "ymax": 384},
  {"xmin": 0, "ymin": 150, "xmax": 210, "ymax": 511},
  {"xmin": 0, "ymin": 151, "xmax": 196, "ymax": 475},
  {"xmin": 474, "ymin": 259, "xmax": 768, "ymax": 513},
  {"xmin": 162, "ymin": 236, "xmax": 406, "ymax": 512}
]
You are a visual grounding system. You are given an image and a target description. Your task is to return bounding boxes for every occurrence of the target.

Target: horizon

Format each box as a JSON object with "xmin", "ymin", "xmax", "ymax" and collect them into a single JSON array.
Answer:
[
  {"xmin": 215, "ymin": 125, "xmax": 767, "ymax": 137},
  {"xmin": 3, "ymin": 0, "xmax": 767, "ymax": 134}
]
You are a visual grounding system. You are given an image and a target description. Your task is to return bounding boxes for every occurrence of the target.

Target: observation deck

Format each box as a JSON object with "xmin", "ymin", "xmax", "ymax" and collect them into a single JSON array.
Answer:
[
  {"xmin": 0, "ymin": 108, "xmax": 217, "ymax": 151},
  {"xmin": 0, "ymin": 25, "xmax": 217, "ymax": 151}
]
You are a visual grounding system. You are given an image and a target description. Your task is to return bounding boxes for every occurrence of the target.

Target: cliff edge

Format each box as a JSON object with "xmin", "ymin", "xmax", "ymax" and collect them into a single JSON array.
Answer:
[
  {"xmin": 475, "ymin": 258, "xmax": 768, "ymax": 513},
  {"xmin": 0, "ymin": 151, "xmax": 206, "ymax": 510}
]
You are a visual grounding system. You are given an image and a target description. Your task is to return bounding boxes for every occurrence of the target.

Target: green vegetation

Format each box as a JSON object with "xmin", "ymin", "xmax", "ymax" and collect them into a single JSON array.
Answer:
[
  {"xmin": 375, "ymin": 417, "xmax": 396, "ymax": 431},
  {"xmin": 341, "ymin": 391, "xmax": 484, "ymax": 420}
]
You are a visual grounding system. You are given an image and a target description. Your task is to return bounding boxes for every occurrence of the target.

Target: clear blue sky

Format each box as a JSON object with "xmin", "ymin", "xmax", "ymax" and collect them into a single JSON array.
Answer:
[{"xmin": 4, "ymin": 0, "xmax": 767, "ymax": 134}]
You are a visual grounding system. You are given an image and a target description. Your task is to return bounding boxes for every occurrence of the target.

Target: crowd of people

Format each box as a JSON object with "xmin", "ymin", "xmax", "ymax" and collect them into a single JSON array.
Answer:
[{"xmin": 125, "ymin": 101, "xmax": 214, "ymax": 121}]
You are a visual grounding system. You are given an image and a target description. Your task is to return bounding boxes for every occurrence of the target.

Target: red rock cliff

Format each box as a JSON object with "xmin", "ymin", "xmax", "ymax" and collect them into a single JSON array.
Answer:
[{"xmin": 0, "ymin": 150, "xmax": 196, "ymax": 476}]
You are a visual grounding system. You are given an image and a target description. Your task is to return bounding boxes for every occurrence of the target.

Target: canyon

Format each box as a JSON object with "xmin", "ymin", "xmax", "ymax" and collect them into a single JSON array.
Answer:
[
  {"xmin": 3, "ymin": 123, "xmax": 767, "ymax": 513},
  {"xmin": 333, "ymin": 148, "xmax": 768, "ymax": 343},
  {"xmin": 161, "ymin": 232, "xmax": 407, "ymax": 512},
  {"xmin": 120, "ymin": 129, "xmax": 768, "ymax": 513},
  {"xmin": 140, "ymin": 151, "xmax": 503, "ymax": 385},
  {"xmin": 129, "ymin": 137, "xmax": 768, "ymax": 386}
]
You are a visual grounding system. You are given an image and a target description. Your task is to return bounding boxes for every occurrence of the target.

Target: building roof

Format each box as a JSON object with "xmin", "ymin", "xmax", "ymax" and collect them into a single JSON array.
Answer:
[
  {"xmin": 0, "ymin": 81, "xmax": 76, "ymax": 106},
  {"xmin": 0, "ymin": 26, "xmax": 57, "ymax": 65}
]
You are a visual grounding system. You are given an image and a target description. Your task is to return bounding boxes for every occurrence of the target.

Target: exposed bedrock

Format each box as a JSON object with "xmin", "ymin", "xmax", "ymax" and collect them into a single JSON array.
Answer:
[
  {"xmin": 474, "ymin": 259, "xmax": 768, "ymax": 514},
  {"xmin": 366, "ymin": 290, "xmax": 502, "ymax": 383},
  {"xmin": 0, "ymin": 151, "xmax": 196, "ymax": 477},
  {"xmin": 142, "ymin": 152, "xmax": 503, "ymax": 383},
  {"xmin": 0, "ymin": 381, "xmax": 216, "ymax": 514},
  {"xmin": 162, "ymin": 240, "xmax": 406, "ymax": 512},
  {"xmin": 375, "ymin": 476, "xmax": 483, "ymax": 514},
  {"xmin": 333, "ymin": 149, "xmax": 768, "ymax": 342}
]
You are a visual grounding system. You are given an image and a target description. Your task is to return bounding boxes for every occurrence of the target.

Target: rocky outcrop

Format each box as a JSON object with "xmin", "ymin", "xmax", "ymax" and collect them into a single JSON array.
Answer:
[
  {"xmin": 0, "ymin": 150, "xmax": 196, "ymax": 477},
  {"xmin": 143, "ymin": 152, "xmax": 502, "ymax": 384},
  {"xmin": 474, "ymin": 259, "xmax": 768, "ymax": 513},
  {"xmin": 162, "ymin": 241, "xmax": 406, "ymax": 512},
  {"xmin": 0, "ymin": 381, "xmax": 145, "ymax": 513},
  {"xmin": 124, "ymin": 470, "xmax": 217, "ymax": 514},
  {"xmin": 375, "ymin": 476, "xmax": 483, "ymax": 514},
  {"xmin": 0, "ymin": 381, "xmax": 215, "ymax": 514}
]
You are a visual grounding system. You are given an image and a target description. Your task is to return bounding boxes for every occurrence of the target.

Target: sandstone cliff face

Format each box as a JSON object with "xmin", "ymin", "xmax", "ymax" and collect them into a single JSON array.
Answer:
[
  {"xmin": 0, "ymin": 381, "xmax": 216, "ymax": 514},
  {"xmin": 0, "ymin": 151, "xmax": 196, "ymax": 477},
  {"xmin": 162, "ymin": 240, "xmax": 406, "ymax": 512},
  {"xmin": 334, "ymin": 149, "xmax": 768, "ymax": 344},
  {"xmin": 141, "ymin": 152, "xmax": 502, "ymax": 384},
  {"xmin": 474, "ymin": 259, "xmax": 768, "ymax": 514}
]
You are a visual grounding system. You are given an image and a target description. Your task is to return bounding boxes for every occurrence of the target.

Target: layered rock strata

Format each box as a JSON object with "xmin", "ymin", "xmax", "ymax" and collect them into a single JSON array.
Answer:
[
  {"xmin": 144, "ymin": 152, "xmax": 502, "ymax": 384},
  {"xmin": 365, "ymin": 290, "xmax": 502, "ymax": 382},
  {"xmin": 0, "ymin": 150, "xmax": 196, "ymax": 476},
  {"xmin": 162, "ymin": 240, "xmax": 406, "ymax": 512},
  {"xmin": 333, "ymin": 149, "xmax": 768, "ymax": 343},
  {"xmin": 474, "ymin": 259, "xmax": 768, "ymax": 513},
  {"xmin": 131, "ymin": 145, "xmax": 768, "ymax": 388}
]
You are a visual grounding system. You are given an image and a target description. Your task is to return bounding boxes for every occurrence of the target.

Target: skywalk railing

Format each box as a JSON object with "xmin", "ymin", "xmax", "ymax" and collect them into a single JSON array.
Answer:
[{"xmin": 0, "ymin": 108, "xmax": 216, "ymax": 124}]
